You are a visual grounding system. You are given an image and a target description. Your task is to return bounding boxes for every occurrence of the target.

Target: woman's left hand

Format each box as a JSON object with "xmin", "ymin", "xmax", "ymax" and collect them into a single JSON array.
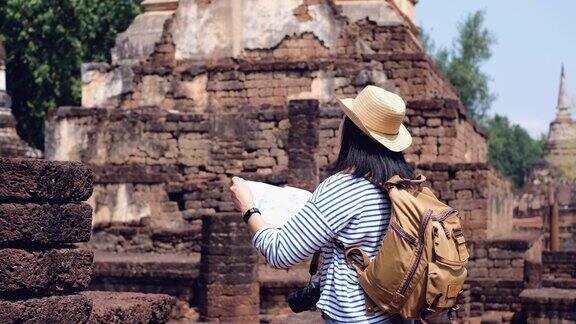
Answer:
[{"xmin": 230, "ymin": 176, "xmax": 255, "ymax": 214}]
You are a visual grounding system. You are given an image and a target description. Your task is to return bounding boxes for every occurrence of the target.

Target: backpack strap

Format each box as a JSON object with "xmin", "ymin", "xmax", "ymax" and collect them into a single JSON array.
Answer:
[
  {"xmin": 384, "ymin": 174, "xmax": 426, "ymax": 190},
  {"xmin": 344, "ymin": 246, "xmax": 377, "ymax": 314},
  {"xmin": 344, "ymin": 247, "xmax": 370, "ymax": 274}
]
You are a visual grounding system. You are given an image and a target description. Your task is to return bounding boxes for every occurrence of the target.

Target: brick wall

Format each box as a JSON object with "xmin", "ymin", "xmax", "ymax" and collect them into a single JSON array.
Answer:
[
  {"xmin": 465, "ymin": 236, "xmax": 543, "ymax": 316},
  {"xmin": 543, "ymin": 251, "xmax": 576, "ymax": 282},
  {"xmin": 415, "ymin": 163, "xmax": 513, "ymax": 240}
]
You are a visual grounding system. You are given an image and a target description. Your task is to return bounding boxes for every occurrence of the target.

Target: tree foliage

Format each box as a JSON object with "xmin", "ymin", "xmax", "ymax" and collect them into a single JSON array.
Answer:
[
  {"xmin": 422, "ymin": 10, "xmax": 496, "ymax": 124},
  {"xmin": 486, "ymin": 115, "xmax": 544, "ymax": 187},
  {"xmin": 421, "ymin": 11, "xmax": 544, "ymax": 186},
  {"xmin": 0, "ymin": 0, "xmax": 141, "ymax": 149}
]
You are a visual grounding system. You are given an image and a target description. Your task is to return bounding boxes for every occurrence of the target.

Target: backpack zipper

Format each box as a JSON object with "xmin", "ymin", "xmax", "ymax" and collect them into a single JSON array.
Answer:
[
  {"xmin": 398, "ymin": 209, "xmax": 433, "ymax": 295},
  {"xmin": 397, "ymin": 208, "xmax": 455, "ymax": 296}
]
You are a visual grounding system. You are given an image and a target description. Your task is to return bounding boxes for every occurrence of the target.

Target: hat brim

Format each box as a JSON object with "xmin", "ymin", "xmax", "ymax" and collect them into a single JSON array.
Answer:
[{"xmin": 339, "ymin": 98, "xmax": 412, "ymax": 152}]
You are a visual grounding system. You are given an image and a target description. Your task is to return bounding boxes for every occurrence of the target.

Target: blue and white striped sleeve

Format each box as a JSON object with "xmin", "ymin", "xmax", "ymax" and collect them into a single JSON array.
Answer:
[
  {"xmin": 252, "ymin": 175, "xmax": 362, "ymax": 269},
  {"xmin": 252, "ymin": 200, "xmax": 335, "ymax": 269}
]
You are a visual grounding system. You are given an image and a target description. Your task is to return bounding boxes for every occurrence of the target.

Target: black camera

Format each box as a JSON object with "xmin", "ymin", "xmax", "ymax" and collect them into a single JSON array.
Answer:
[
  {"xmin": 287, "ymin": 278, "xmax": 321, "ymax": 313},
  {"xmin": 287, "ymin": 252, "xmax": 321, "ymax": 313}
]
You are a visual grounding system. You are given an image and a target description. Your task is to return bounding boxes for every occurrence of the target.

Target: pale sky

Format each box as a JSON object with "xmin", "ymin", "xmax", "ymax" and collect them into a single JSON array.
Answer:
[{"xmin": 417, "ymin": 1, "xmax": 576, "ymax": 138}]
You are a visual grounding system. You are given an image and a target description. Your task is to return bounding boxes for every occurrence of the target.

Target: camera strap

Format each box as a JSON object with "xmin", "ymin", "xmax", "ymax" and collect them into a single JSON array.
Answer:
[
  {"xmin": 309, "ymin": 252, "xmax": 321, "ymax": 275},
  {"xmin": 309, "ymin": 240, "xmax": 346, "ymax": 276}
]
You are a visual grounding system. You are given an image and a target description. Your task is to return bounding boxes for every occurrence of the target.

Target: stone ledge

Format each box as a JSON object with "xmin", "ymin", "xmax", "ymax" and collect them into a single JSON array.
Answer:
[
  {"xmin": 543, "ymin": 250, "xmax": 576, "ymax": 264},
  {"xmin": 467, "ymin": 278, "xmax": 525, "ymax": 289},
  {"xmin": 92, "ymin": 252, "xmax": 200, "ymax": 279},
  {"xmin": 90, "ymin": 252, "xmax": 198, "ymax": 308},
  {"xmin": 520, "ymin": 287, "xmax": 576, "ymax": 302},
  {"xmin": 0, "ymin": 247, "xmax": 93, "ymax": 297},
  {"xmin": 520, "ymin": 287, "xmax": 576, "ymax": 321},
  {"xmin": 0, "ymin": 203, "xmax": 92, "ymax": 246},
  {"xmin": 0, "ymin": 158, "xmax": 93, "ymax": 203},
  {"xmin": 91, "ymin": 164, "xmax": 183, "ymax": 184},
  {"xmin": 83, "ymin": 291, "xmax": 175, "ymax": 324},
  {"xmin": 0, "ymin": 294, "xmax": 92, "ymax": 324},
  {"xmin": 542, "ymin": 278, "xmax": 576, "ymax": 289},
  {"xmin": 469, "ymin": 232, "xmax": 542, "ymax": 251}
]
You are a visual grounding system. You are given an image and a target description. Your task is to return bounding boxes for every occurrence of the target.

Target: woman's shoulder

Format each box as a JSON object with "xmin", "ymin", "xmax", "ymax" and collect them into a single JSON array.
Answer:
[{"xmin": 310, "ymin": 172, "xmax": 373, "ymax": 202}]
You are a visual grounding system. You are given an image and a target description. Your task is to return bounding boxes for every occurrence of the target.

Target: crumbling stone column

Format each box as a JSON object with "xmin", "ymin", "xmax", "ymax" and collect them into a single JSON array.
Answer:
[
  {"xmin": 0, "ymin": 158, "xmax": 94, "ymax": 323},
  {"xmin": 198, "ymin": 213, "xmax": 259, "ymax": 322},
  {"xmin": 287, "ymin": 99, "xmax": 320, "ymax": 192},
  {"xmin": 0, "ymin": 158, "xmax": 177, "ymax": 324}
]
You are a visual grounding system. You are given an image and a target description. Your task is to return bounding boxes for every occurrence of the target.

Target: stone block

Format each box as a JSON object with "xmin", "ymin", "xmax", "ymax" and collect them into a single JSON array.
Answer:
[
  {"xmin": 83, "ymin": 291, "xmax": 175, "ymax": 324},
  {"xmin": 0, "ymin": 294, "xmax": 92, "ymax": 324},
  {"xmin": 0, "ymin": 158, "xmax": 93, "ymax": 203},
  {"xmin": 90, "ymin": 252, "xmax": 199, "ymax": 300},
  {"xmin": 0, "ymin": 203, "xmax": 92, "ymax": 245},
  {"xmin": 92, "ymin": 252, "xmax": 199, "ymax": 280},
  {"xmin": 0, "ymin": 247, "xmax": 93, "ymax": 297}
]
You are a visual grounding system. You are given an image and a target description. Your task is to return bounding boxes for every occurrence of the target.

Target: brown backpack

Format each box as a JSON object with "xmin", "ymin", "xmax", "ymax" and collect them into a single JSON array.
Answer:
[{"xmin": 344, "ymin": 175, "xmax": 469, "ymax": 320}]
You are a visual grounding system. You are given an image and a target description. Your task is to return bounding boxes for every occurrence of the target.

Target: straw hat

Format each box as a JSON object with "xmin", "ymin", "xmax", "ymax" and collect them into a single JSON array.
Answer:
[{"xmin": 338, "ymin": 85, "xmax": 412, "ymax": 152}]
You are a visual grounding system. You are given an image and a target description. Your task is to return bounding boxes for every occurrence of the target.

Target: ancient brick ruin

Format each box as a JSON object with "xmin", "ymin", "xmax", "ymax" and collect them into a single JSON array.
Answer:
[
  {"xmin": 0, "ymin": 158, "xmax": 175, "ymax": 323},
  {"xmin": 5, "ymin": 0, "xmax": 566, "ymax": 322}
]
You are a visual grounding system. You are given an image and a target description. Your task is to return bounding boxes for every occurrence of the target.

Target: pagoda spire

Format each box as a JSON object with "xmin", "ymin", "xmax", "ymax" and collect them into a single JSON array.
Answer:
[{"xmin": 556, "ymin": 64, "xmax": 571, "ymax": 120}]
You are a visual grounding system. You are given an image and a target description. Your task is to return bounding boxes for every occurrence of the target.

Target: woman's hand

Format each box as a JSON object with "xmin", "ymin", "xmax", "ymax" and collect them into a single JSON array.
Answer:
[{"xmin": 230, "ymin": 176, "xmax": 255, "ymax": 214}]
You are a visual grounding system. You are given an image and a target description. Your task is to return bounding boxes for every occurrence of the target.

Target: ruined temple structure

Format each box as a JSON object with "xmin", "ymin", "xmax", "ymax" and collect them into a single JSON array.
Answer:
[
  {"xmin": 0, "ymin": 157, "xmax": 175, "ymax": 323},
  {"xmin": 0, "ymin": 37, "xmax": 41, "ymax": 158},
  {"xmin": 43, "ymin": 0, "xmax": 575, "ymax": 322},
  {"xmin": 516, "ymin": 66, "xmax": 576, "ymax": 251}
]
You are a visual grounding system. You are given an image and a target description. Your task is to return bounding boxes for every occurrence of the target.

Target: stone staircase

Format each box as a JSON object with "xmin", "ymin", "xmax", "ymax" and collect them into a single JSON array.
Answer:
[{"xmin": 518, "ymin": 251, "xmax": 576, "ymax": 323}]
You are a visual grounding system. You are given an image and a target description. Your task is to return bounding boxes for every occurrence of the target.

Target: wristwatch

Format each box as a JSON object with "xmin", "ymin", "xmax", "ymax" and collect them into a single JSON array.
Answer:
[{"xmin": 243, "ymin": 207, "xmax": 261, "ymax": 223}]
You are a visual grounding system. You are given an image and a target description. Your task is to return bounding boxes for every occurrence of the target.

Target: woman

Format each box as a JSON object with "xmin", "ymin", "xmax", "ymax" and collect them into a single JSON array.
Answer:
[{"xmin": 230, "ymin": 85, "xmax": 414, "ymax": 323}]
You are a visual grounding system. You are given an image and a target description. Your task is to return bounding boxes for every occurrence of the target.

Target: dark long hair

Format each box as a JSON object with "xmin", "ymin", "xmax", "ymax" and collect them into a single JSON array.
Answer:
[{"xmin": 332, "ymin": 117, "xmax": 414, "ymax": 185}]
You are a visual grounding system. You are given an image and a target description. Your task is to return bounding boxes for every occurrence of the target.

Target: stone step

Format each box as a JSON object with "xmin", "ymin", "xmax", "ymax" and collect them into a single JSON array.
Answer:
[
  {"xmin": 0, "ymin": 294, "xmax": 92, "ymax": 324},
  {"xmin": 542, "ymin": 278, "xmax": 576, "ymax": 289},
  {"xmin": 0, "ymin": 158, "xmax": 93, "ymax": 203},
  {"xmin": 89, "ymin": 222, "xmax": 202, "ymax": 254},
  {"xmin": 83, "ymin": 291, "xmax": 176, "ymax": 324},
  {"xmin": 520, "ymin": 288, "xmax": 576, "ymax": 322},
  {"xmin": 0, "ymin": 247, "xmax": 93, "ymax": 297},
  {"xmin": 90, "ymin": 252, "xmax": 200, "ymax": 299},
  {"xmin": 0, "ymin": 203, "xmax": 92, "ymax": 245}
]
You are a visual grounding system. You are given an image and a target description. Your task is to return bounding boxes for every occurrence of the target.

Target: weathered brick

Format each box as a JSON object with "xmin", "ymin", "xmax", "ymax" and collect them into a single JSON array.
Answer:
[
  {"xmin": 0, "ymin": 294, "xmax": 92, "ymax": 324},
  {"xmin": 0, "ymin": 158, "xmax": 93, "ymax": 203},
  {"xmin": 0, "ymin": 247, "xmax": 93, "ymax": 297},
  {"xmin": 84, "ymin": 291, "xmax": 176, "ymax": 324},
  {"xmin": 0, "ymin": 203, "xmax": 92, "ymax": 245}
]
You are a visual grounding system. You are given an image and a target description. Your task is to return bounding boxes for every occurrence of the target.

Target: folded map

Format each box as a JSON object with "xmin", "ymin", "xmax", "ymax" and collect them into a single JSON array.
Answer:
[{"xmin": 244, "ymin": 180, "xmax": 312, "ymax": 227}]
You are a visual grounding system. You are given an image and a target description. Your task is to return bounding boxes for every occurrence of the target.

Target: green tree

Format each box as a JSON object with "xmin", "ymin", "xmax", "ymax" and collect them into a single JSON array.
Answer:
[
  {"xmin": 0, "ymin": 0, "xmax": 141, "ymax": 149},
  {"xmin": 421, "ymin": 11, "xmax": 544, "ymax": 186},
  {"xmin": 486, "ymin": 115, "xmax": 544, "ymax": 187},
  {"xmin": 422, "ymin": 10, "xmax": 496, "ymax": 124}
]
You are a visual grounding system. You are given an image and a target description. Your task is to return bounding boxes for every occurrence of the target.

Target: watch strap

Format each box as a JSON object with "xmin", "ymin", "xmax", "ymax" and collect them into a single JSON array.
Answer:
[{"xmin": 243, "ymin": 207, "xmax": 260, "ymax": 223}]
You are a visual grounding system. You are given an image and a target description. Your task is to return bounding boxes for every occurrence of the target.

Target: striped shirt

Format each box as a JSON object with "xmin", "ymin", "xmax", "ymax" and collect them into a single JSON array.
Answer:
[{"xmin": 253, "ymin": 173, "xmax": 396, "ymax": 323}]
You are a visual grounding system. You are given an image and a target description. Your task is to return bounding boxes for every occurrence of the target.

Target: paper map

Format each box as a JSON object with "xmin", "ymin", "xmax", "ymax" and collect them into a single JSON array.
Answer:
[{"xmin": 244, "ymin": 180, "xmax": 312, "ymax": 227}]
